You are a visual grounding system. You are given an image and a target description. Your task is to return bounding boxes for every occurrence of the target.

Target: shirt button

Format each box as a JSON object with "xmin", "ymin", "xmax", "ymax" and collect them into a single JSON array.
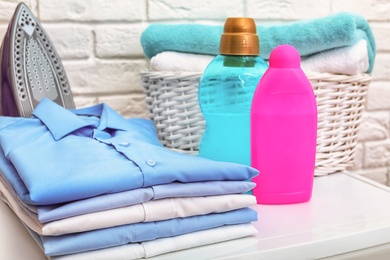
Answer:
[
  {"xmin": 146, "ymin": 159, "xmax": 156, "ymax": 167},
  {"xmin": 118, "ymin": 142, "xmax": 130, "ymax": 147}
]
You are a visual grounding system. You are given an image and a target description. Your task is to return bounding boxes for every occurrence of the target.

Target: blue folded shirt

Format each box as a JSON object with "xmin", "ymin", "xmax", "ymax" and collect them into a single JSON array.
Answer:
[
  {"xmin": 0, "ymin": 169, "xmax": 254, "ymax": 223},
  {"xmin": 26, "ymin": 207, "xmax": 257, "ymax": 256},
  {"xmin": 141, "ymin": 12, "xmax": 376, "ymax": 72},
  {"xmin": 0, "ymin": 98, "xmax": 258, "ymax": 205},
  {"xmin": 36, "ymin": 181, "xmax": 254, "ymax": 223}
]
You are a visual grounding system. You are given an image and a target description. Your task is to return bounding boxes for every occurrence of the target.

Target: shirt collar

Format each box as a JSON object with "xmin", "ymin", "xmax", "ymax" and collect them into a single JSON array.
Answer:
[{"xmin": 32, "ymin": 98, "xmax": 129, "ymax": 140}]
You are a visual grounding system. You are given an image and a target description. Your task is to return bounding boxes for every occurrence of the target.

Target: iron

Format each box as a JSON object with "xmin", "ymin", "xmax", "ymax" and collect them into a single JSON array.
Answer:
[{"xmin": 0, "ymin": 2, "xmax": 75, "ymax": 117}]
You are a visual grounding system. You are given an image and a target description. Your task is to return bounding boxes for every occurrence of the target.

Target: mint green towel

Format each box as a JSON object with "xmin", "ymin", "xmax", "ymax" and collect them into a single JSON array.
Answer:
[{"xmin": 141, "ymin": 12, "xmax": 376, "ymax": 73}]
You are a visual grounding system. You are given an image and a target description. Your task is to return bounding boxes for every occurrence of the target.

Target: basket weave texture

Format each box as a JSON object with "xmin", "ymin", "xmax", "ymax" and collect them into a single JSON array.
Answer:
[{"xmin": 140, "ymin": 70, "xmax": 371, "ymax": 176}]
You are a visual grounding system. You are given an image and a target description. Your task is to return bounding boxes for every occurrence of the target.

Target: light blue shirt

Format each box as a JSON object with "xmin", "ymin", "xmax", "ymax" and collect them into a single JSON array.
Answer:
[
  {"xmin": 0, "ymin": 98, "xmax": 258, "ymax": 205},
  {"xmin": 36, "ymin": 181, "xmax": 254, "ymax": 223},
  {"xmin": 0, "ymin": 169, "xmax": 254, "ymax": 223},
  {"xmin": 27, "ymin": 207, "xmax": 257, "ymax": 256}
]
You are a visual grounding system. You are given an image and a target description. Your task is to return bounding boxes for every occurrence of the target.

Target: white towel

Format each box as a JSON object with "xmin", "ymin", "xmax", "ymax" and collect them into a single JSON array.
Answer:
[
  {"xmin": 149, "ymin": 39, "xmax": 369, "ymax": 75},
  {"xmin": 301, "ymin": 39, "xmax": 369, "ymax": 75},
  {"xmin": 150, "ymin": 51, "xmax": 214, "ymax": 72}
]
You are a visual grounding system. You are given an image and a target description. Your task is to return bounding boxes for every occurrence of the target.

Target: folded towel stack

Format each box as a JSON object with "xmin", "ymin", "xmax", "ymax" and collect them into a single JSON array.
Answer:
[
  {"xmin": 0, "ymin": 98, "xmax": 259, "ymax": 259},
  {"xmin": 141, "ymin": 12, "xmax": 376, "ymax": 75}
]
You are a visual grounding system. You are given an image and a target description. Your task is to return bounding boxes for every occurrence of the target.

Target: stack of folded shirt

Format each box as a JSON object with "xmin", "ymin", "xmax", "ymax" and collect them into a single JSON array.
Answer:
[
  {"xmin": 0, "ymin": 98, "xmax": 259, "ymax": 259},
  {"xmin": 140, "ymin": 12, "xmax": 376, "ymax": 75}
]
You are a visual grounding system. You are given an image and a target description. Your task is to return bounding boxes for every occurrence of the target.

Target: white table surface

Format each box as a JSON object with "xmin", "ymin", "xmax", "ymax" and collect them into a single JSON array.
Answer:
[{"xmin": 1, "ymin": 172, "xmax": 390, "ymax": 260}]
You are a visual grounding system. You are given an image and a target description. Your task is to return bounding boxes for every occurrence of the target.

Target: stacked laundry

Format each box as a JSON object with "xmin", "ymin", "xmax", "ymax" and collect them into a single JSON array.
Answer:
[
  {"xmin": 0, "ymin": 98, "xmax": 259, "ymax": 259},
  {"xmin": 141, "ymin": 12, "xmax": 376, "ymax": 75}
]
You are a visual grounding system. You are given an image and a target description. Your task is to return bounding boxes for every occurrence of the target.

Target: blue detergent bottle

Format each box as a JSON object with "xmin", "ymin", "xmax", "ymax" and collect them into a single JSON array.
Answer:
[{"xmin": 198, "ymin": 17, "xmax": 268, "ymax": 165}]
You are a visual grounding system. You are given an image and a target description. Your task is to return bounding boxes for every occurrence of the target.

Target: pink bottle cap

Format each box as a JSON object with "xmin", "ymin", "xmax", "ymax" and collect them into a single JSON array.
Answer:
[{"xmin": 269, "ymin": 44, "xmax": 301, "ymax": 68}]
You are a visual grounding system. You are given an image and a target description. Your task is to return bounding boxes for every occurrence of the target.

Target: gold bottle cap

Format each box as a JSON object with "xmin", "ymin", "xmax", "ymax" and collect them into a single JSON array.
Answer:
[{"xmin": 219, "ymin": 17, "xmax": 259, "ymax": 56}]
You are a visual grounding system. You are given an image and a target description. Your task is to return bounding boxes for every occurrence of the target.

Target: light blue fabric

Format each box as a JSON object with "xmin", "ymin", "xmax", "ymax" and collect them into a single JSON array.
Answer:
[
  {"xmin": 20, "ymin": 181, "xmax": 254, "ymax": 223},
  {"xmin": 0, "ymin": 166, "xmax": 254, "ymax": 223},
  {"xmin": 0, "ymin": 98, "xmax": 258, "ymax": 205},
  {"xmin": 26, "ymin": 207, "xmax": 257, "ymax": 256},
  {"xmin": 140, "ymin": 12, "xmax": 376, "ymax": 72}
]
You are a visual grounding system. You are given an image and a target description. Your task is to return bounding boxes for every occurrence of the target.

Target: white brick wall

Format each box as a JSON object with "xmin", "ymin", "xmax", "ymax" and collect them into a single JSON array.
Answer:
[{"xmin": 1, "ymin": 0, "xmax": 389, "ymax": 185}]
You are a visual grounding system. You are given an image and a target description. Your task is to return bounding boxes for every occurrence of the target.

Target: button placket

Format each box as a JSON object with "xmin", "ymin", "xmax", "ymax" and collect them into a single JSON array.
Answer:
[{"xmin": 108, "ymin": 138, "xmax": 160, "ymax": 187}]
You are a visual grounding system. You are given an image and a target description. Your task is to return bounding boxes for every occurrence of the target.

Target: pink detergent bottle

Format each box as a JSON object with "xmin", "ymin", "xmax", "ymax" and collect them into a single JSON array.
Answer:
[{"xmin": 250, "ymin": 44, "xmax": 318, "ymax": 204}]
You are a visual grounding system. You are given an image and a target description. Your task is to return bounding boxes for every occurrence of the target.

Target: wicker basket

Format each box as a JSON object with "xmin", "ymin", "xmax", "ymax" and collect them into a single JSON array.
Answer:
[{"xmin": 140, "ymin": 70, "xmax": 371, "ymax": 176}]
